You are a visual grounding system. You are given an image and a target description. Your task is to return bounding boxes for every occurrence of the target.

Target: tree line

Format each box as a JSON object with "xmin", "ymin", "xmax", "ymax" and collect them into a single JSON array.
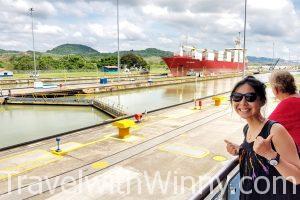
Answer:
[{"xmin": 8, "ymin": 53, "xmax": 148, "ymax": 71}]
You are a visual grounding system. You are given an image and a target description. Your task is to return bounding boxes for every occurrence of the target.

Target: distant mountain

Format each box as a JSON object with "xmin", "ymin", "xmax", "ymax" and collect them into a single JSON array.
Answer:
[
  {"xmin": 247, "ymin": 56, "xmax": 278, "ymax": 64},
  {"xmin": 118, "ymin": 48, "xmax": 173, "ymax": 57},
  {"xmin": 0, "ymin": 49, "xmax": 20, "ymax": 54},
  {"xmin": 46, "ymin": 44, "xmax": 99, "ymax": 55}
]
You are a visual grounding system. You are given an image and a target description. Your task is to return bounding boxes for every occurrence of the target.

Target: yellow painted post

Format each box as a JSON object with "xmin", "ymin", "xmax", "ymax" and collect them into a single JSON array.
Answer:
[
  {"xmin": 215, "ymin": 99, "xmax": 221, "ymax": 106},
  {"xmin": 113, "ymin": 119, "xmax": 136, "ymax": 139},
  {"xmin": 119, "ymin": 127, "xmax": 130, "ymax": 138},
  {"xmin": 212, "ymin": 96, "xmax": 227, "ymax": 106}
]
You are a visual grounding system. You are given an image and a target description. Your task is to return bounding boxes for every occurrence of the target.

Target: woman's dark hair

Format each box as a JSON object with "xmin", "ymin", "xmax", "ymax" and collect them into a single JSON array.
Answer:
[{"xmin": 230, "ymin": 76, "xmax": 267, "ymax": 105}]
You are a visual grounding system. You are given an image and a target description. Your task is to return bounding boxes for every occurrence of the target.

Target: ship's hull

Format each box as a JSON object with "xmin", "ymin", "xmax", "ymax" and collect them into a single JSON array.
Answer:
[{"xmin": 163, "ymin": 56, "xmax": 244, "ymax": 76}]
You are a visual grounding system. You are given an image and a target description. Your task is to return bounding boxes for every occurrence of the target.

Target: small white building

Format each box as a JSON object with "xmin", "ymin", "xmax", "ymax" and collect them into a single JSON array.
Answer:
[{"xmin": 0, "ymin": 69, "xmax": 13, "ymax": 77}]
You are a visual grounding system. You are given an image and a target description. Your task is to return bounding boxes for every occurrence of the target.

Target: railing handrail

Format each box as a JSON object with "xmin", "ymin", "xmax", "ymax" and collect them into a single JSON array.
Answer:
[{"xmin": 189, "ymin": 157, "xmax": 239, "ymax": 200}]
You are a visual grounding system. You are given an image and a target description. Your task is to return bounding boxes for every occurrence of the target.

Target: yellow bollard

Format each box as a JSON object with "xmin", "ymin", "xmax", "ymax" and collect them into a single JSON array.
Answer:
[
  {"xmin": 113, "ymin": 119, "xmax": 136, "ymax": 139},
  {"xmin": 119, "ymin": 127, "xmax": 130, "ymax": 138},
  {"xmin": 214, "ymin": 99, "xmax": 221, "ymax": 106},
  {"xmin": 212, "ymin": 96, "xmax": 227, "ymax": 106}
]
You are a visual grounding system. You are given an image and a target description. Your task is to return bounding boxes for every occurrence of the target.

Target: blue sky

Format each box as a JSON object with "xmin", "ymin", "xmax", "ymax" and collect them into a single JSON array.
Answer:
[{"xmin": 1, "ymin": 0, "xmax": 300, "ymax": 59}]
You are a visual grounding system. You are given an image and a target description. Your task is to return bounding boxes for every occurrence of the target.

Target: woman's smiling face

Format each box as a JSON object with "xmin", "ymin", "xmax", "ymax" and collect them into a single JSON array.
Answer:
[{"xmin": 232, "ymin": 83, "xmax": 262, "ymax": 119}]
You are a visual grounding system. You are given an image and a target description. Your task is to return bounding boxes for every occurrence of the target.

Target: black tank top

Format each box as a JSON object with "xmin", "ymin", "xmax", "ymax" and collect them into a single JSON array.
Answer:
[{"xmin": 239, "ymin": 120, "xmax": 300, "ymax": 200}]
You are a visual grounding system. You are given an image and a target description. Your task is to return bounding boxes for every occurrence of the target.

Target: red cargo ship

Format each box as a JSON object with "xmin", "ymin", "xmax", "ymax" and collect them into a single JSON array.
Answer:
[{"xmin": 163, "ymin": 38, "xmax": 246, "ymax": 76}]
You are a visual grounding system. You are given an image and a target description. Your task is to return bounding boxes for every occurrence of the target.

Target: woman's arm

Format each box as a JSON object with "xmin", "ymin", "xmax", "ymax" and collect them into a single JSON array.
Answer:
[{"xmin": 253, "ymin": 123, "xmax": 300, "ymax": 184}]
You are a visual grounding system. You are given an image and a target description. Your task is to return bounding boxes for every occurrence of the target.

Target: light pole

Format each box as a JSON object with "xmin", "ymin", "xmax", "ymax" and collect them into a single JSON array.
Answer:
[
  {"xmin": 117, "ymin": 0, "xmax": 120, "ymax": 82},
  {"xmin": 237, "ymin": 32, "xmax": 240, "ymax": 73},
  {"xmin": 29, "ymin": 8, "xmax": 37, "ymax": 78},
  {"xmin": 194, "ymin": 74, "xmax": 197, "ymax": 103},
  {"xmin": 242, "ymin": 0, "xmax": 247, "ymax": 78},
  {"xmin": 273, "ymin": 42, "xmax": 275, "ymax": 61},
  {"xmin": 288, "ymin": 48, "xmax": 290, "ymax": 63}
]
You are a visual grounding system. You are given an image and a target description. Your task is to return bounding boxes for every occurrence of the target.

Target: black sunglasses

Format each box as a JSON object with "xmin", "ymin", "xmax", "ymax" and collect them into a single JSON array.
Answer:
[{"xmin": 231, "ymin": 92, "xmax": 257, "ymax": 102}]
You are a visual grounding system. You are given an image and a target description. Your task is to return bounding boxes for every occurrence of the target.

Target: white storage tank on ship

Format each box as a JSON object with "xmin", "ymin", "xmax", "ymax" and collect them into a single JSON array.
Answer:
[
  {"xmin": 234, "ymin": 50, "xmax": 239, "ymax": 62},
  {"xmin": 225, "ymin": 52, "xmax": 232, "ymax": 62},
  {"xmin": 239, "ymin": 51, "xmax": 243, "ymax": 62},
  {"xmin": 207, "ymin": 52, "xmax": 215, "ymax": 61},
  {"xmin": 179, "ymin": 46, "xmax": 184, "ymax": 56},
  {"xmin": 218, "ymin": 51, "xmax": 224, "ymax": 61}
]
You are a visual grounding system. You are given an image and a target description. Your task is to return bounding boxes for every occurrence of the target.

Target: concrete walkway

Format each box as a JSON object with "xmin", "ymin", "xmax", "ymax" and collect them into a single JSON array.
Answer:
[{"xmin": 0, "ymin": 89, "xmax": 279, "ymax": 199}]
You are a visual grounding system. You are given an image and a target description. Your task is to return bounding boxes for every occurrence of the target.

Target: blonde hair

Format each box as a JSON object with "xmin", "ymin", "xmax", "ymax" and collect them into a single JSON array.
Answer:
[{"xmin": 270, "ymin": 70, "xmax": 297, "ymax": 94}]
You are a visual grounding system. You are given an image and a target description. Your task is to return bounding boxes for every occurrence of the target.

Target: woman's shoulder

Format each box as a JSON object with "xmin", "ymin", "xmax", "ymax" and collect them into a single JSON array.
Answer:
[
  {"xmin": 269, "ymin": 122, "xmax": 291, "ymax": 141},
  {"xmin": 269, "ymin": 122, "xmax": 285, "ymax": 133},
  {"xmin": 258, "ymin": 120, "xmax": 280, "ymax": 138}
]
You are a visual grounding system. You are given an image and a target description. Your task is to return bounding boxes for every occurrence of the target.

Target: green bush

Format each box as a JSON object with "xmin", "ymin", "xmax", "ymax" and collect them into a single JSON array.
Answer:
[
  {"xmin": 11, "ymin": 55, "xmax": 34, "ymax": 70},
  {"xmin": 120, "ymin": 53, "xmax": 147, "ymax": 69}
]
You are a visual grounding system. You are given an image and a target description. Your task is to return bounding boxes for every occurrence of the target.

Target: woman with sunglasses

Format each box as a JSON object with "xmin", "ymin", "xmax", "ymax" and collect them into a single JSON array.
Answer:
[{"xmin": 225, "ymin": 76, "xmax": 300, "ymax": 199}]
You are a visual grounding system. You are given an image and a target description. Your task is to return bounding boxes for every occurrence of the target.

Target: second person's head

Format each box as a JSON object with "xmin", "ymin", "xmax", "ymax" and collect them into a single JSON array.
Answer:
[{"xmin": 270, "ymin": 70, "xmax": 297, "ymax": 100}]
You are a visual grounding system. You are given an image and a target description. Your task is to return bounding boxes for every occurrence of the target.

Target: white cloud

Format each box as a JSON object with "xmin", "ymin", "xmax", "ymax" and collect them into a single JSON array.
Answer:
[
  {"xmin": 35, "ymin": 24, "xmax": 63, "ymax": 35},
  {"xmin": 0, "ymin": 0, "xmax": 56, "ymax": 17},
  {"xmin": 158, "ymin": 37, "xmax": 173, "ymax": 44},
  {"xmin": 215, "ymin": 13, "xmax": 243, "ymax": 33},
  {"xmin": 87, "ymin": 37, "xmax": 97, "ymax": 43},
  {"xmin": 142, "ymin": 4, "xmax": 169, "ymax": 17},
  {"xmin": 88, "ymin": 23, "xmax": 105, "ymax": 37},
  {"xmin": 0, "ymin": 40, "xmax": 24, "ymax": 48},
  {"xmin": 33, "ymin": 1, "xmax": 57, "ymax": 17},
  {"xmin": 247, "ymin": 0, "xmax": 298, "ymax": 40},
  {"xmin": 249, "ymin": 0, "xmax": 291, "ymax": 10},
  {"xmin": 120, "ymin": 20, "xmax": 146, "ymax": 40},
  {"xmin": 54, "ymin": 1, "xmax": 111, "ymax": 18},
  {"xmin": 55, "ymin": 1, "xmax": 89, "ymax": 17},
  {"xmin": 73, "ymin": 32, "xmax": 82, "ymax": 37},
  {"xmin": 0, "ymin": 0, "xmax": 299, "ymax": 59},
  {"xmin": 0, "ymin": 0, "xmax": 29, "ymax": 13}
]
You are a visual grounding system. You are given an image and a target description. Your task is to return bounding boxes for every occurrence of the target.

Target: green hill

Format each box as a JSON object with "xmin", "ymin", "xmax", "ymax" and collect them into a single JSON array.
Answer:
[
  {"xmin": 46, "ymin": 44, "xmax": 99, "ymax": 55},
  {"xmin": 118, "ymin": 48, "xmax": 173, "ymax": 57}
]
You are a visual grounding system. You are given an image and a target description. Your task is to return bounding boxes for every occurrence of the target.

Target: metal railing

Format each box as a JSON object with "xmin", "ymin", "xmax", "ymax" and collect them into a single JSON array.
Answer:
[
  {"xmin": 190, "ymin": 158, "xmax": 239, "ymax": 200},
  {"xmin": 5, "ymin": 95, "xmax": 127, "ymax": 118},
  {"xmin": 92, "ymin": 99, "xmax": 127, "ymax": 117}
]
